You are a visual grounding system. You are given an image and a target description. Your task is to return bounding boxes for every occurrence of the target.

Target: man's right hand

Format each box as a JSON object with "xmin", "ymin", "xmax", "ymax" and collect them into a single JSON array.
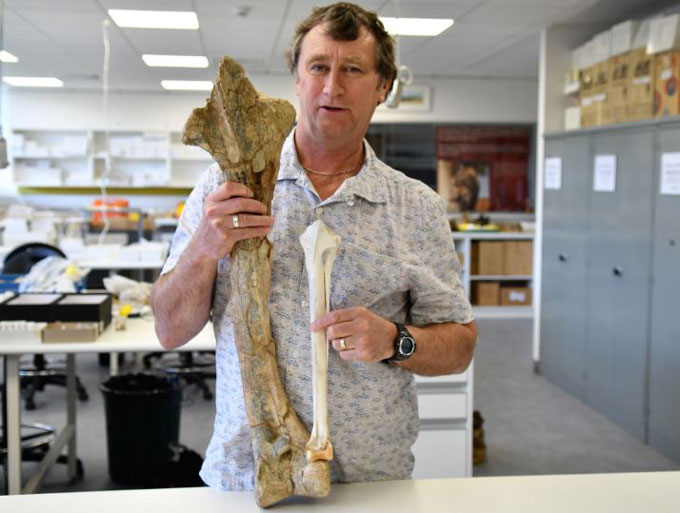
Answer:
[{"xmin": 191, "ymin": 182, "xmax": 274, "ymax": 261}]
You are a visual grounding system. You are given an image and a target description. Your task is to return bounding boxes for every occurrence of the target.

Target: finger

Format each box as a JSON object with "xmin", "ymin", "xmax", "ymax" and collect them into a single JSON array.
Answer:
[
  {"xmin": 331, "ymin": 337, "xmax": 354, "ymax": 353},
  {"xmin": 205, "ymin": 198, "xmax": 267, "ymax": 220},
  {"xmin": 326, "ymin": 319, "xmax": 358, "ymax": 341},
  {"xmin": 231, "ymin": 214, "xmax": 274, "ymax": 229},
  {"xmin": 337, "ymin": 348, "xmax": 361, "ymax": 362},
  {"xmin": 209, "ymin": 182, "xmax": 254, "ymax": 202},
  {"xmin": 311, "ymin": 307, "xmax": 360, "ymax": 331},
  {"xmin": 231, "ymin": 226, "xmax": 272, "ymax": 242}
]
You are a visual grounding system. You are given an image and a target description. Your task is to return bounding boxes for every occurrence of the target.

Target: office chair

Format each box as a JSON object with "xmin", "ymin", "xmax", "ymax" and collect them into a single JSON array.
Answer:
[{"xmin": 2, "ymin": 243, "xmax": 89, "ymax": 410}]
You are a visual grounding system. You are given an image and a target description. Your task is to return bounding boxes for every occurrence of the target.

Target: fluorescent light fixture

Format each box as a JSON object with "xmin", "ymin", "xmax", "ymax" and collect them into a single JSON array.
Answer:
[
  {"xmin": 108, "ymin": 9, "xmax": 199, "ymax": 29},
  {"xmin": 143, "ymin": 54, "xmax": 209, "ymax": 68},
  {"xmin": 379, "ymin": 17, "xmax": 453, "ymax": 36},
  {"xmin": 161, "ymin": 80, "xmax": 213, "ymax": 91},
  {"xmin": 3, "ymin": 76, "xmax": 63, "ymax": 87},
  {"xmin": 0, "ymin": 50, "xmax": 18, "ymax": 63}
]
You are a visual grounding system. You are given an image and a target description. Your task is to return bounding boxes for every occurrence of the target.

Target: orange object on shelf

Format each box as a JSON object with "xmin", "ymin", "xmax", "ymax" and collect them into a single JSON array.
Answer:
[{"xmin": 91, "ymin": 198, "xmax": 129, "ymax": 224}]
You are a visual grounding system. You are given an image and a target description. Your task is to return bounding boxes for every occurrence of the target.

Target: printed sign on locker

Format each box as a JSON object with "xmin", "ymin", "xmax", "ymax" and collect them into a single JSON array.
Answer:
[
  {"xmin": 660, "ymin": 152, "xmax": 680, "ymax": 195},
  {"xmin": 594, "ymin": 154, "xmax": 617, "ymax": 192},
  {"xmin": 544, "ymin": 157, "xmax": 562, "ymax": 190}
]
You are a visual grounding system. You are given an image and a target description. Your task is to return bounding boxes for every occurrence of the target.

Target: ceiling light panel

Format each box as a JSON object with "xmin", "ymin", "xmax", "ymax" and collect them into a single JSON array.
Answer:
[
  {"xmin": 3, "ymin": 76, "xmax": 63, "ymax": 87},
  {"xmin": 379, "ymin": 17, "xmax": 453, "ymax": 36},
  {"xmin": 143, "ymin": 55, "xmax": 209, "ymax": 68},
  {"xmin": 0, "ymin": 50, "xmax": 19, "ymax": 63},
  {"xmin": 108, "ymin": 9, "xmax": 199, "ymax": 29},
  {"xmin": 161, "ymin": 80, "xmax": 213, "ymax": 91}
]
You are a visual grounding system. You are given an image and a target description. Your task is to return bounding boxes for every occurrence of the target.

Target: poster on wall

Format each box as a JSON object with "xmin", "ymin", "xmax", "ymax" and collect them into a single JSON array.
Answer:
[{"xmin": 435, "ymin": 125, "xmax": 531, "ymax": 212}]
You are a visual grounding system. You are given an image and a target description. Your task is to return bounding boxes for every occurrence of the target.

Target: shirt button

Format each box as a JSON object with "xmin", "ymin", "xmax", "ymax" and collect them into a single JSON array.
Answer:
[
  {"xmin": 347, "ymin": 199, "xmax": 355, "ymax": 206},
  {"xmin": 301, "ymin": 299, "xmax": 309, "ymax": 308}
]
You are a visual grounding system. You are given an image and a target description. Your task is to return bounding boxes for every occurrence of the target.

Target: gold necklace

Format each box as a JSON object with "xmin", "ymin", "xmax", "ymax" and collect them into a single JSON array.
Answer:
[{"xmin": 302, "ymin": 165, "xmax": 359, "ymax": 176}]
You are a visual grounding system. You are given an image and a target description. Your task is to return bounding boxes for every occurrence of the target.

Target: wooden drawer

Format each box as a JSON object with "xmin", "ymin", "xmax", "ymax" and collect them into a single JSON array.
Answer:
[
  {"xmin": 412, "ymin": 428, "xmax": 467, "ymax": 478},
  {"xmin": 417, "ymin": 392, "xmax": 467, "ymax": 420}
]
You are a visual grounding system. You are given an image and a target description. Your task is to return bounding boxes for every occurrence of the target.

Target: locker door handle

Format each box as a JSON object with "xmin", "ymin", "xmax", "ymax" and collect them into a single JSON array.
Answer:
[
  {"xmin": 558, "ymin": 253, "xmax": 568, "ymax": 263},
  {"xmin": 612, "ymin": 266, "xmax": 623, "ymax": 277}
]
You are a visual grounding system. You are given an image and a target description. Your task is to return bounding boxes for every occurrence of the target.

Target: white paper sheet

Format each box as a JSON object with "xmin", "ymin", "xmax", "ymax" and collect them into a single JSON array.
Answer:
[
  {"xmin": 594, "ymin": 154, "xmax": 617, "ymax": 192},
  {"xmin": 544, "ymin": 157, "xmax": 562, "ymax": 190},
  {"xmin": 660, "ymin": 152, "xmax": 680, "ymax": 195}
]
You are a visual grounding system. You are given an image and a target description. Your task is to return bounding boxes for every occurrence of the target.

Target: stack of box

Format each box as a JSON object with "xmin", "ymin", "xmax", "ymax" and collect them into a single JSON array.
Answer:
[{"xmin": 470, "ymin": 240, "xmax": 533, "ymax": 306}]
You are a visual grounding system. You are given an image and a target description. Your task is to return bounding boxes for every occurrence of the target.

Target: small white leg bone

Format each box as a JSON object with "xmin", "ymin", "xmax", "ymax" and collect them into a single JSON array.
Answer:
[{"xmin": 300, "ymin": 220, "xmax": 341, "ymax": 463}]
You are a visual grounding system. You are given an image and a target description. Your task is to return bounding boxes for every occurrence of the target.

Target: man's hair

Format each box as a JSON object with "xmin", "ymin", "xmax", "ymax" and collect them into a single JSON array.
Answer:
[{"xmin": 286, "ymin": 2, "xmax": 396, "ymax": 87}]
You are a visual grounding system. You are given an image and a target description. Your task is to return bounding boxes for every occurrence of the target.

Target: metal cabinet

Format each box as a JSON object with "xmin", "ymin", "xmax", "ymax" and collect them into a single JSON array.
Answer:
[
  {"xmin": 541, "ymin": 135, "xmax": 591, "ymax": 400},
  {"xmin": 648, "ymin": 126, "xmax": 680, "ymax": 461},
  {"xmin": 542, "ymin": 120, "xmax": 680, "ymax": 462},
  {"xmin": 585, "ymin": 129, "xmax": 654, "ymax": 441}
]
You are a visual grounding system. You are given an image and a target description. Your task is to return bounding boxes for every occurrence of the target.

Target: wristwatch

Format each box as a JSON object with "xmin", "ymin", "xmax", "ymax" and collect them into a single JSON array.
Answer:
[{"xmin": 384, "ymin": 323, "xmax": 416, "ymax": 363}]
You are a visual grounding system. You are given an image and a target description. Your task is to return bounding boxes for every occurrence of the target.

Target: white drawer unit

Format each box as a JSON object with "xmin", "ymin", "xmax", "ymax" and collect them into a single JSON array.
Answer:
[
  {"xmin": 413, "ymin": 427, "xmax": 468, "ymax": 479},
  {"xmin": 413, "ymin": 363, "xmax": 474, "ymax": 478}
]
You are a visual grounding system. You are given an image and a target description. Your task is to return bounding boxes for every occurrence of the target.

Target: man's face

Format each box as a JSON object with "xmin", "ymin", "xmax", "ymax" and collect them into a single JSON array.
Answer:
[{"xmin": 295, "ymin": 22, "xmax": 390, "ymax": 146}]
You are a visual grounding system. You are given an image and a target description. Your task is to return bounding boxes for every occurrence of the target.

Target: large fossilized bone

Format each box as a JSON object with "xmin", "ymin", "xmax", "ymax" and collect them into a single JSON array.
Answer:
[
  {"xmin": 183, "ymin": 56, "xmax": 331, "ymax": 507},
  {"xmin": 299, "ymin": 220, "xmax": 340, "ymax": 463}
]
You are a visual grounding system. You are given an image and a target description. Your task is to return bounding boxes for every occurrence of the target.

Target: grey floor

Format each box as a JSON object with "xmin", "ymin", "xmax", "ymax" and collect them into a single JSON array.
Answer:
[{"xmin": 2, "ymin": 318, "xmax": 678, "ymax": 494}]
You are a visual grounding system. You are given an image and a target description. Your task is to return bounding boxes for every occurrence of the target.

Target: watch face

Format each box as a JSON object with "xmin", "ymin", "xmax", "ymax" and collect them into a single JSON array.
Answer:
[{"xmin": 399, "ymin": 336, "xmax": 415, "ymax": 356}]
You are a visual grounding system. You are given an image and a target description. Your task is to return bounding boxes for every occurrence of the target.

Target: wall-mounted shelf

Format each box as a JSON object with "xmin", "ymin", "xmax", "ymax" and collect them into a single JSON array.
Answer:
[{"xmin": 10, "ymin": 129, "xmax": 213, "ymax": 190}]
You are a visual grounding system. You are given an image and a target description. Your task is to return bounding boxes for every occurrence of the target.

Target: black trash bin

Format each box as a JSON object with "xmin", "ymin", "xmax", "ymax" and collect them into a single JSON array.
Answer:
[{"xmin": 100, "ymin": 373, "xmax": 181, "ymax": 487}]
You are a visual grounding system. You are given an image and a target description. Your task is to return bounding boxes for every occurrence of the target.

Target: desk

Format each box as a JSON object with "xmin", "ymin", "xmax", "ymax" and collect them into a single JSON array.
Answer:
[
  {"xmin": 1, "ymin": 472, "xmax": 679, "ymax": 512},
  {"xmin": 1, "ymin": 318, "xmax": 215, "ymax": 495}
]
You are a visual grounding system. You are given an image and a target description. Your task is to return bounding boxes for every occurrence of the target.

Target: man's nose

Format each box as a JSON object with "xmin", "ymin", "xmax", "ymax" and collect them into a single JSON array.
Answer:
[{"xmin": 323, "ymin": 67, "xmax": 344, "ymax": 97}]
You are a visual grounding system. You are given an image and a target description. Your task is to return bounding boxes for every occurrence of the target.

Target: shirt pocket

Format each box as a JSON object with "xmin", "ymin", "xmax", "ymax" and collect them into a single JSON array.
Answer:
[{"xmin": 330, "ymin": 241, "xmax": 408, "ymax": 316}]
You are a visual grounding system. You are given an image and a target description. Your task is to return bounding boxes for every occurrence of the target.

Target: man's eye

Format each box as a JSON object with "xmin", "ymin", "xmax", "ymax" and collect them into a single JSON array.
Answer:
[
  {"xmin": 347, "ymin": 66, "xmax": 362, "ymax": 74},
  {"xmin": 310, "ymin": 63, "xmax": 327, "ymax": 72}
]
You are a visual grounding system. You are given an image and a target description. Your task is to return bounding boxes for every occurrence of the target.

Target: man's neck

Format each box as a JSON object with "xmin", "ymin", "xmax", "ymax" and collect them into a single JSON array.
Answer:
[{"xmin": 294, "ymin": 129, "xmax": 364, "ymax": 174}]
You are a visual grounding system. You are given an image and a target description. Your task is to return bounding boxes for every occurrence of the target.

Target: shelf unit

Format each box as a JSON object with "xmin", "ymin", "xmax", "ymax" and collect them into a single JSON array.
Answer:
[
  {"xmin": 10, "ymin": 129, "xmax": 213, "ymax": 189},
  {"xmin": 453, "ymin": 231, "xmax": 534, "ymax": 319}
]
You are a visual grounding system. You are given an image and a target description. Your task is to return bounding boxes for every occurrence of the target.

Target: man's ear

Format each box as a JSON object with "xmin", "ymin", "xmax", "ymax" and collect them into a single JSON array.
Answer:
[{"xmin": 377, "ymin": 77, "xmax": 393, "ymax": 104}]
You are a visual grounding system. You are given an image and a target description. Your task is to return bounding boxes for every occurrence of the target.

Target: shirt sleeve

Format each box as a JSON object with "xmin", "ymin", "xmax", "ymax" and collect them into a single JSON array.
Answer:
[
  {"xmin": 408, "ymin": 189, "xmax": 474, "ymax": 326},
  {"xmin": 161, "ymin": 164, "xmax": 223, "ymax": 276}
]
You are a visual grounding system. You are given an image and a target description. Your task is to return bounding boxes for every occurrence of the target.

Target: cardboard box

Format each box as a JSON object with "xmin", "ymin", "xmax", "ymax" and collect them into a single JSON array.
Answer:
[
  {"xmin": 564, "ymin": 106, "xmax": 581, "ymax": 131},
  {"xmin": 504, "ymin": 241, "xmax": 533, "ymax": 276},
  {"xmin": 472, "ymin": 282, "xmax": 500, "ymax": 306},
  {"xmin": 605, "ymin": 52, "xmax": 633, "ymax": 124},
  {"xmin": 654, "ymin": 51, "xmax": 680, "ymax": 118},
  {"xmin": 593, "ymin": 30, "xmax": 613, "ymax": 63},
  {"xmin": 42, "ymin": 322, "xmax": 99, "ymax": 343},
  {"xmin": 580, "ymin": 65, "xmax": 596, "ymax": 126},
  {"xmin": 0, "ymin": 293, "xmax": 62, "ymax": 322},
  {"xmin": 500, "ymin": 287, "xmax": 532, "ymax": 306},
  {"xmin": 471, "ymin": 241, "xmax": 504, "ymax": 275},
  {"xmin": 647, "ymin": 15, "xmax": 680, "ymax": 55},
  {"xmin": 612, "ymin": 20, "xmax": 639, "ymax": 56},
  {"xmin": 632, "ymin": 19, "xmax": 651, "ymax": 50},
  {"xmin": 629, "ymin": 48, "xmax": 656, "ymax": 121}
]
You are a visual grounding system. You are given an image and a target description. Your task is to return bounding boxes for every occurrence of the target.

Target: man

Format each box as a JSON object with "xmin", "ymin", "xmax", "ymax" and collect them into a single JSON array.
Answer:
[{"xmin": 152, "ymin": 2, "xmax": 476, "ymax": 491}]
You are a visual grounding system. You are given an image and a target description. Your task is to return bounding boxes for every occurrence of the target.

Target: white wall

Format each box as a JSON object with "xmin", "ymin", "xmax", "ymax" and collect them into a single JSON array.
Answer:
[{"xmin": 0, "ymin": 73, "xmax": 537, "ymax": 206}]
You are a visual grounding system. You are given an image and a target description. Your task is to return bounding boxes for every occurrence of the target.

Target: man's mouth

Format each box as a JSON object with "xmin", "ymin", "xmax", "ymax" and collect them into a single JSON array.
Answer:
[{"xmin": 320, "ymin": 106, "xmax": 345, "ymax": 112}]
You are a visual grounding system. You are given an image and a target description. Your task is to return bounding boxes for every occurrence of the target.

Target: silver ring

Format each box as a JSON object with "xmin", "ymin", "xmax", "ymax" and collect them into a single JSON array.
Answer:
[
  {"xmin": 339, "ymin": 338, "xmax": 347, "ymax": 351},
  {"xmin": 232, "ymin": 214, "xmax": 240, "ymax": 228}
]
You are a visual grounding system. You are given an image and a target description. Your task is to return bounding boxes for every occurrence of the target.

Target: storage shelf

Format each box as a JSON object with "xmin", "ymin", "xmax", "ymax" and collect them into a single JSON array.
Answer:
[
  {"xmin": 17, "ymin": 186, "xmax": 192, "ymax": 195},
  {"xmin": 14, "ymin": 154, "xmax": 87, "ymax": 159},
  {"xmin": 452, "ymin": 232, "xmax": 534, "ymax": 240}
]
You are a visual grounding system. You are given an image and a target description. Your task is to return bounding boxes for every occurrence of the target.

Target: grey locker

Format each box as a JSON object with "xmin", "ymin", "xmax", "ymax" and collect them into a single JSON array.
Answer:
[
  {"xmin": 585, "ymin": 128, "xmax": 654, "ymax": 441},
  {"xmin": 541, "ymin": 135, "xmax": 591, "ymax": 399},
  {"xmin": 649, "ymin": 126, "xmax": 680, "ymax": 460}
]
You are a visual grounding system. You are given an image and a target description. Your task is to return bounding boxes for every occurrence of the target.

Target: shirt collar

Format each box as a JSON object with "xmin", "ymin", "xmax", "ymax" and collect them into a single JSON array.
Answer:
[{"xmin": 277, "ymin": 129, "xmax": 386, "ymax": 204}]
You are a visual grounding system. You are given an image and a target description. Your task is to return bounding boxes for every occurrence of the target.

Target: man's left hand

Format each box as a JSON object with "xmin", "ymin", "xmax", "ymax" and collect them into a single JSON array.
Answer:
[{"xmin": 310, "ymin": 307, "xmax": 398, "ymax": 363}]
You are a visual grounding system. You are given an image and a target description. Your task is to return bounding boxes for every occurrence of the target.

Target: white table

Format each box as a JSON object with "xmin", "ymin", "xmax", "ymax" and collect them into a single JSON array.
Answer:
[
  {"xmin": 0, "ymin": 318, "xmax": 215, "ymax": 495},
  {"xmin": 1, "ymin": 472, "xmax": 679, "ymax": 512}
]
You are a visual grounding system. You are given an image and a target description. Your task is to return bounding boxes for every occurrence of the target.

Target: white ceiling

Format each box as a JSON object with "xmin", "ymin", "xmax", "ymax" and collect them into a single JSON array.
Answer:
[{"xmin": 0, "ymin": 0, "xmax": 674, "ymax": 93}]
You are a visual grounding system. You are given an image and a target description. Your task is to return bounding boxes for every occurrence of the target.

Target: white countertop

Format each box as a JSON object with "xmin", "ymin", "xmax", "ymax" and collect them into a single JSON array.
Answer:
[
  {"xmin": 1, "ymin": 473, "xmax": 678, "ymax": 512},
  {"xmin": 0, "ymin": 317, "xmax": 215, "ymax": 354}
]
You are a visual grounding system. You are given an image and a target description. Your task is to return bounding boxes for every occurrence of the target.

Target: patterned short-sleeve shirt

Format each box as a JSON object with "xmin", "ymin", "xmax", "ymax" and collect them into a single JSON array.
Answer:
[{"xmin": 161, "ymin": 130, "xmax": 473, "ymax": 490}]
